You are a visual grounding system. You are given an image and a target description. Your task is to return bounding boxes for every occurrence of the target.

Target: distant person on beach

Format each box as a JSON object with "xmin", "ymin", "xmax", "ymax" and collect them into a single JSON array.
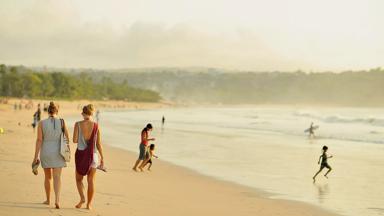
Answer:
[
  {"xmin": 32, "ymin": 104, "xmax": 42, "ymax": 132},
  {"xmin": 309, "ymin": 122, "xmax": 315, "ymax": 137},
  {"xmin": 142, "ymin": 144, "xmax": 158, "ymax": 171},
  {"xmin": 306, "ymin": 122, "xmax": 317, "ymax": 138},
  {"xmin": 36, "ymin": 104, "xmax": 41, "ymax": 121},
  {"xmin": 32, "ymin": 102, "xmax": 69, "ymax": 209},
  {"xmin": 313, "ymin": 145, "xmax": 333, "ymax": 182},
  {"xmin": 132, "ymin": 123, "xmax": 155, "ymax": 171},
  {"xmin": 161, "ymin": 116, "xmax": 165, "ymax": 132},
  {"xmin": 73, "ymin": 104, "xmax": 105, "ymax": 210},
  {"xmin": 32, "ymin": 112, "xmax": 38, "ymax": 132},
  {"xmin": 96, "ymin": 110, "xmax": 100, "ymax": 123}
]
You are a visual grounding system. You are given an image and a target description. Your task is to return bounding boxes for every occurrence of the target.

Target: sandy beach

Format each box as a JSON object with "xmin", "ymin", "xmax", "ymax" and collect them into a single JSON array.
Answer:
[{"xmin": 0, "ymin": 99, "xmax": 338, "ymax": 216}]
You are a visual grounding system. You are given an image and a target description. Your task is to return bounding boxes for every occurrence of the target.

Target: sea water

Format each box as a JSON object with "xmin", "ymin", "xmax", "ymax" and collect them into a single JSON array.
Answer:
[{"xmin": 99, "ymin": 106, "xmax": 384, "ymax": 216}]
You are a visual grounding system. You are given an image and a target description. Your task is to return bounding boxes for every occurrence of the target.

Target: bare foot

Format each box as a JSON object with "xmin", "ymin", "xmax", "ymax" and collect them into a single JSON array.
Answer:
[
  {"xmin": 147, "ymin": 168, "xmax": 151, "ymax": 171},
  {"xmin": 43, "ymin": 200, "xmax": 50, "ymax": 205},
  {"xmin": 75, "ymin": 200, "xmax": 85, "ymax": 208},
  {"xmin": 139, "ymin": 167, "xmax": 143, "ymax": 172},
  {"xmin": 312, "ymin": 177, "xmax": 316, "ymax": 183},
  {"xmin": 132, "ymin": 167, "xmax": 138, "ymax": 172},
  {"xmin": 55, "ymin": 203, "xmax": 60, "ymax": 209},
  {"xmin": 86, "ymin": 204, "xmax": 92, "ymax": 210},
  {"xmin": 324, "ymin": 175, "xmax": 328, "ymax": 179}
]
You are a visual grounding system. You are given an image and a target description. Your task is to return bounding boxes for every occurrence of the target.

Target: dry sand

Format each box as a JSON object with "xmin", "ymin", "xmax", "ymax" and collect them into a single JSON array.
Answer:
[{"xmin": 0, "ymin": 99, "xmax": 339, "ymax": 216}]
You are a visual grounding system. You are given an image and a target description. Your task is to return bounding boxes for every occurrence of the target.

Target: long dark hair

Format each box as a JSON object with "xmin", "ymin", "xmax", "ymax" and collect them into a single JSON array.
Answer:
[
  {"xmin": 142, "ymin": 123, "xmax": 153, "ymax": 134},
  {"xmin": 143, "ymin": 123, "xmax": 153, "ymax": 131}
]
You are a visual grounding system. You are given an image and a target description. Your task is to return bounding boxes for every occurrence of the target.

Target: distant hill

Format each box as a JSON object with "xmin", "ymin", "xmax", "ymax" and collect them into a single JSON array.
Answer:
[
  {"xmin": 90, "ymin": 67, "xmax": 384, "ymax": 106},
  {"xmin": 3, "ymin": 64, "xmax": 384, "ymax": 106}
]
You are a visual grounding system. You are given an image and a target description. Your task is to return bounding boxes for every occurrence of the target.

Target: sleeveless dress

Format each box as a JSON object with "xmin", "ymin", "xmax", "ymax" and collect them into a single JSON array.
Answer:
[
  {"xmin": 77, "ymin": 122, "xmax": 99, "ymax": 169},
  {"xmin": 40, "ymin": 117, "xmax": 66, "ymax": 168}
]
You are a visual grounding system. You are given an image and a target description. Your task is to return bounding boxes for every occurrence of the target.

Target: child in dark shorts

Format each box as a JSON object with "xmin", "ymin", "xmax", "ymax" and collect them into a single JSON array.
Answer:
[
  {"xmin": 313, "ymin": 145, "xmax": 333, "ymax": 182},
  {"xmin": 143, "ymin": 144, "xmax": 158, "ymax": 171}
]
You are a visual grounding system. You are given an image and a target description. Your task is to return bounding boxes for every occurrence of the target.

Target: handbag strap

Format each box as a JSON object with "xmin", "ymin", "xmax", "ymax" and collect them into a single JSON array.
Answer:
[
  {"xmin": 60, "ymin": 119, "xmax": 70, "ymax": 144},
  {"xmin": 60, "ymin": 119, "xmax": 65, "ymax": 134}
]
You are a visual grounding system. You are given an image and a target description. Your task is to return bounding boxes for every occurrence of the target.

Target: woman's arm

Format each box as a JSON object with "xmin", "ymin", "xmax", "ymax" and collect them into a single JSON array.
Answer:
[
  {"xmin": 73, "ymin": 122, "xmax": 78, "ymax": 143},
  {"xmin": 62, "ymin": 120, "xmax": 70, "ymax": 140},
  {"xmin": 317, "ymin": 155, "xmax": 322, "ymax": 164},
  {"xmin": 33, "ymin": 122, "xmax": 43, "ymax": 163},
  {"xmin": 62, "ymin": 120, "xmax": 71, "ymax": 150},
  {"xmin": 142, "ymin": 130, "xmax": 155, "ymax": 142},
  {"xmin": 96, "ymin": 128, "xmax": 104, "ymax": 165},
  {"xmin": 146, "ymin": 133, "xmax": 155, "ymax": 141}
]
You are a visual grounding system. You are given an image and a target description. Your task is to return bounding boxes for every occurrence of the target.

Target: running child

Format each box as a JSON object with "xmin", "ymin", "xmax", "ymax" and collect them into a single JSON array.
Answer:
[
  {"xmin": 142, "ymin": 144, "xmax": 158, "ymax": 171},
  {"xmin": 313, "ymin": 145, "xmax": 333, "ymax": 182}
]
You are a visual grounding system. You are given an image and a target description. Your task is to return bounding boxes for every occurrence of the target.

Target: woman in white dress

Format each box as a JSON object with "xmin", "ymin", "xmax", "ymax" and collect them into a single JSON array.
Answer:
[{"xmin": 32, "ymin": 102, "xmax": 69, "ymax": 209}]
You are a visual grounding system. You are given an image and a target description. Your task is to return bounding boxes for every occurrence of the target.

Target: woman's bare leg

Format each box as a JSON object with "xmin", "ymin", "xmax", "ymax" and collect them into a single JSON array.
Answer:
[
  {"xmin": 132, "ymin": 159, "xmax": 142, "ymax": 171},
  {"xmin": 139, "ymin": 157, "xmax": 150, "ymax": 170},
  {"xmin": 75, "ymin": 171, "xmax": 85, "ymax": 208},
  {"xmin": 43, "ymin": 168, "xmax": 52, "ymax": 204},
  {"xmin": 86, "ymin": 168, "xmax": 97, "ymax": 210},
  {"xmin": 52, "ymin": 168, "xmax": 62, "ymax": 209},
  {"xmin": 142, "ymin": 160, "xmax": 149, "ymax": 169}
]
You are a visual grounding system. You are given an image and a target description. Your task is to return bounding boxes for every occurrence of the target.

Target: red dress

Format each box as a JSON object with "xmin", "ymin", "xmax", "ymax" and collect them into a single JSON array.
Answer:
[{"xmin": 75, "ymin": 123, "xmax": 98, "ymax": 176}]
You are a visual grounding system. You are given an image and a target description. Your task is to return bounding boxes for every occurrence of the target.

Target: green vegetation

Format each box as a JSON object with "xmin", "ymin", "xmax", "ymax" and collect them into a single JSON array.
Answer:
[
  {"xmin": 0, "ymin": 65, "xmax": 161, "ymax": 102},
  {"xmin": 93, "ymin": 67, "xmax": 384, "ymax": 106},
  {"xmin": 2, "ymin": 64, "xmax": 383, "ymax": 106}
]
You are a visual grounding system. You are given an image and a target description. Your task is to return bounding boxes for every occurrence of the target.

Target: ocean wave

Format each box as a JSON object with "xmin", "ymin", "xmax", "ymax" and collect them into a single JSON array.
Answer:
[
  {"xmin": 220, "ymin": 124, "xmax": 384, "ymax": 145},
  {"xmin": 293, "ymin": 111, "xmax": 384, "ymax": 127},
  {"xmin": 314, "ymin": 134, "xmax": 384, "ymax": 145}
]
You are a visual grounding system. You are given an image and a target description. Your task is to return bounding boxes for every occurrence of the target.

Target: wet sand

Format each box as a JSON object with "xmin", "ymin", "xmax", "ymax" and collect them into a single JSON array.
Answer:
[{"xmin": 0, "ymin": 99, "xmax": 338, "ymax": 216}]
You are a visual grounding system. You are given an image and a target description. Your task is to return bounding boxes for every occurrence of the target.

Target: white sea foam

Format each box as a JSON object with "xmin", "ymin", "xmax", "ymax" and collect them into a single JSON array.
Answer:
[{"xmin": 99, "ymin": 107, "xmax": 384, "ymax": 216}]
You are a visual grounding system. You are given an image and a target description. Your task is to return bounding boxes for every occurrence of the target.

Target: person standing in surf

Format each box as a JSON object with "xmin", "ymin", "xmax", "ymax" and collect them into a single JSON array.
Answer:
[
  {"xmin": 132, "ymin": 123, "xmax": 155, "ymax": 171},
  {"xmin": 95, "ymin": 110, "xmax": 100, "ymax": 124},
  {"xmin": 73, "ymin": 104, "xmax": 105, "ymax": 210},
  {"xmin": 308, "ymin": 122, "xmax": 316, "ymax": 138},
  {"xmin": 313, "ymin": 145, "xmax": 333, "ymax": 182}
]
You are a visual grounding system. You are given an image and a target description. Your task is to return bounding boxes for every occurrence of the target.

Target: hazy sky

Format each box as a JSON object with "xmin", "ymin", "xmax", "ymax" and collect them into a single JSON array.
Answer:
[{"xmin": 0, "ymin": 0, "xmax": 383, "ymax": 71}]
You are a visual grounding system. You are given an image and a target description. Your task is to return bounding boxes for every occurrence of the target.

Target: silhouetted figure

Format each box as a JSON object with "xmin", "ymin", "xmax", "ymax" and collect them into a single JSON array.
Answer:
[
  {"xmin": 313, "ymin": 146, "xmax": 333, "ymax": 182},
  {"xmin": 309, "ymin": 122, "xmax": 315, "ymax": 137},
  {"xmin": 305, "ymin": 122, "xmax": 319, "ymax": 138},
  {"xmin": 36, "ymin": 104, "xmax": 41, "ymax": 121},
  {"xmin": 96, "ymin": 110, "xmax": 100, "ymax": 123}
]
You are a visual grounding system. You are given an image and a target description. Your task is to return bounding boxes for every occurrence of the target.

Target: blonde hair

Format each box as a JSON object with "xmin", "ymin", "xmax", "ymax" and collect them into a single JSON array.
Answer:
[
  {"xmin": 47, "ymin": 101, "xmax": 58, "ymax": 115},
  {"xmin": 82, "ymin": 104, "xmax": 94, "ymax": 116}
]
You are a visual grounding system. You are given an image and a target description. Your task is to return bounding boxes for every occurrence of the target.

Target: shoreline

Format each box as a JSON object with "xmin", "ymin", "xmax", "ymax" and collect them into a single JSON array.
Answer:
[{"xmin": 0, "ymin": 99, "xmax": 339, "ymax": 216}]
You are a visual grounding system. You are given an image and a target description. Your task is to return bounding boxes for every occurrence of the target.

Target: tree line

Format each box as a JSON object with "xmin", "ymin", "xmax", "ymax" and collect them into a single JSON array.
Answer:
[
  {"xmin": 92, "ymin": 67, "xmax": 384, "ymax": 106},
  {"xmin": 0, "ymin": 65, "xmax": 161, "ymax": 102}
]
